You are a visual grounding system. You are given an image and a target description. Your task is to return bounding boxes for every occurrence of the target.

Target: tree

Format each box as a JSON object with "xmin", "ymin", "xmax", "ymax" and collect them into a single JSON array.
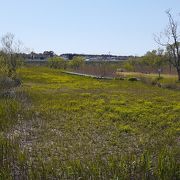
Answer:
[
  {"xmin": 0, "ymin": 33, "xmax": 23, "ymax": 78},
  {"xmin": 142, "ymin": 49, "xmax": 166, "ymax": 76},
  {"xmin": 123, "ymin": 60, "xmax": 135, "ymax": 72},
  {"xmin": 155, "ymin": 10, "xmax": 180, "ymax": 80},
  {"xmin": 48, "ymin": 57, "xmax": 67, "ymax": 69},
  {"xmin": 68, "ymin": 56, "xmax": 85, "ymax": 70}
]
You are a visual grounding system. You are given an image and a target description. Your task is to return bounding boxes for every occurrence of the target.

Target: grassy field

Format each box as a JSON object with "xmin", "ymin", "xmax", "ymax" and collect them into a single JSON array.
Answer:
[
  {"xmin": 116, "ymin": 71, "xmax": 180, "ymax": 89},
  {"xmin": 0, "ymin": 66, "xmax": 180, "ymax": 179},
  {"xmin": 116, "ymin": 71, "xmax": 178, "ymax": 79}
]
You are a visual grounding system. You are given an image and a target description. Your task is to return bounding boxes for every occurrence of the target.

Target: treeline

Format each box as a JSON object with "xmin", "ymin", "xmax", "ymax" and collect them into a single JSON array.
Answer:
[
  {"xmin": 48, "ymin": 56, "xmax": 85, "ymax": 70},
  {"xmin": 47, "ymin": 49, "xmax": 173, "ymax": 78},
  {"xmin": 122, "ymin": 49, "xmax": 174, "ymax": 75}
]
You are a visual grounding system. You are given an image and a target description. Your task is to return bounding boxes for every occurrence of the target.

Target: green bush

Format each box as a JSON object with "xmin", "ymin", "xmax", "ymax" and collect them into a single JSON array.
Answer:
[
  {"xmin": 48, "ymin": 57, "xmax": 67, "ymax": 69},
  {"xmin": 68, "ymin": 56, "xmax": 85, "ymax": 70}
]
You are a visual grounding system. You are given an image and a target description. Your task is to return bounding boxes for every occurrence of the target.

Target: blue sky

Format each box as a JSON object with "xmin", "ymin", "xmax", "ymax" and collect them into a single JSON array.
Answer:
[{"xmin": 0, "ymin": 0, "xmax": 179, "ymax": 55}]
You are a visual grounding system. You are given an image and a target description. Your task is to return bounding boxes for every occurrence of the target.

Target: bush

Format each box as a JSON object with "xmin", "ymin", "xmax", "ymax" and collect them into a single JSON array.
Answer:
[
  {"xmin": 0, "ymin": 33, "xmax": 24, "ymax": 78},
  {"xmin": 68, "ymin": 56, "xmax": 85, "ymax": 70},
  {"xmin": 128, "ymin": 77, "xmax": 139, "ymax": 81},
  {"xmin": 0, "ymin": 76, "xmax": 15, "ymax": 90},
  {"xmin": 0, "ymin": 76, "xmax": 21, "ymax": 98},
  {"xmin": 0, "ymin": 77, "xmax": 21, "ymax": 89},
  {"xmin": 48, "ymin": 57, "xmax": 67, "ymax": 69}
]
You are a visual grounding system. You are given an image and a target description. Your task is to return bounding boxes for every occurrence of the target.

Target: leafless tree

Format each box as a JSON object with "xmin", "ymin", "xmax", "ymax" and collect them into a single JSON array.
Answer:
[
  {"xmin": 0, "ymin": 33, "xmax": 23, "ymax": 78},
  {"xmin": 155, "ymin": 10, "xmax": 180, "ymax": 80}
]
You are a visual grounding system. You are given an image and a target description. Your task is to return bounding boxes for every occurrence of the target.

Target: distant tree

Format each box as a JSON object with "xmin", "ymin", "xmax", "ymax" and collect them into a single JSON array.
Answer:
[
  {"xmin": 155, "ymin": 10, "xmax": 180, "ymax": 80},
  {"xmin": 152, "ymin": 49, "xmax": 166, "ymax": 77},
  {"xmin": 48, "ymin": 57, "xmax": 67, "ymax": 69},
  {"xmin": 0, "ymin": 51, "xmax": 7, "ymax": 75},
  {"xmin": 141, "ymin": 50, "xmax": 157, "ymax": 67},
  {"xmin": 142, "ymin": 49, "xmax": 166, "ymax": 76},
  {"xmin": 68, "ymin": 56, "xmax": 85, "ymax": 70},
  {"xmin": 0, "ymin": 33, "xmax": 23, "ymax": 78},
  {"xmin": 123, "ymin": 58, "xmax": 137, "ymax": 72}
]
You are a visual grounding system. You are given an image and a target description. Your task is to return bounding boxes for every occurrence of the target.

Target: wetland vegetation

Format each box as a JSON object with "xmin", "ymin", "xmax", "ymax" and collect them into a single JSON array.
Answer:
[{"xmin": 0, "ymin": 66, "xmax": 179, "ymax": 179}]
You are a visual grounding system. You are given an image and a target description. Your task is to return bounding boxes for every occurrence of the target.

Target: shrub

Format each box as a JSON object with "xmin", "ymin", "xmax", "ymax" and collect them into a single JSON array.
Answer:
[
  {"xmin": 0, "ymin": 76, "xmax": 21, "ymax": 98},
  {"xmin": 0, "ymin": 76, "xmax": 21, "ymax": 89},
  {"xmin": 0, "ymin": 33, "xmax": 24, "ymax": 78},
  {"xmin": 0, "ymin": 76, "xmax": 15, "ymax": 90},
  {"xmin": 68, "ymin": 56, "xmax": 85, "ymax": 70},
  {"xmin": 48, "ymin": 57, "xmax": 67, "ymax": 69},
  {"xmin": 128, "ymin": 77, "xmax": 139, "ymax": 81}
]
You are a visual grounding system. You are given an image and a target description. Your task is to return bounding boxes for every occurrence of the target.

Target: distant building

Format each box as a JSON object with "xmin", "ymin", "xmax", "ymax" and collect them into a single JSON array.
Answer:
[
  {"xmin": 43, "ymin": 51, "xmax": 55, "ymax": 58},
  {"xmin": 60, "ymin": 53, "xmax": 131, "ymax": 62},
  {"xmin": 24, "ymin": 51, "xmax": 56, "ymax": 62},
  {"xmin": 24, "ymin": 52, "xmax": 133, "ymax": 63}
]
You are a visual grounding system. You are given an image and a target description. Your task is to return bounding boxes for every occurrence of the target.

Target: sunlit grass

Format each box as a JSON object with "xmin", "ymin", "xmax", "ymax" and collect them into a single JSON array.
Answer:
[{"xmin": 0, "ymin": 66, "xmax": 180, "ymax": 179}]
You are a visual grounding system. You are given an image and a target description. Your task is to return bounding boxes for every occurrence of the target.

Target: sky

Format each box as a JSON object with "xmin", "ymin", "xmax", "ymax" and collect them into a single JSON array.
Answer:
[{"xmin": 0, "ymin": 0, "xmax": 179, "ymax": 56}]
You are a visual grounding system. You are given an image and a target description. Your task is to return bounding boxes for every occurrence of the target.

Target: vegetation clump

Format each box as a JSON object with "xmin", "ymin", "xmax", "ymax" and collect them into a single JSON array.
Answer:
[{"xmin": 128, "ymin": 77, "xmax": 139, "ymax": 81}]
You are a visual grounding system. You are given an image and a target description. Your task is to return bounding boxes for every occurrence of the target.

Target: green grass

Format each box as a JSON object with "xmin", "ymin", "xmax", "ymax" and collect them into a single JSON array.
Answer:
[
  {"xmin": 0, "ymin": 66, "xmax": 180, "ymax": 179},
  {"xmin": 117, "ymin": 71, "xmax": 180, "ymax": 89}
]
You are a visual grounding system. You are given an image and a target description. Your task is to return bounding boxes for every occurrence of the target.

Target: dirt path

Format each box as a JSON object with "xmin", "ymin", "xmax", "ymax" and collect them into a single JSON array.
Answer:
[{"xmin": 62, "ymin": 71, "xmax": 114, "ymax": 80}]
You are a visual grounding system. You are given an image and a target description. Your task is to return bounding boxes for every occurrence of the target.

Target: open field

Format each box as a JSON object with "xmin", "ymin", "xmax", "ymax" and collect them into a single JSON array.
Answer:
[{"xmin": 0, "ymin": 67, "xmax": 180, "ymax": 179}]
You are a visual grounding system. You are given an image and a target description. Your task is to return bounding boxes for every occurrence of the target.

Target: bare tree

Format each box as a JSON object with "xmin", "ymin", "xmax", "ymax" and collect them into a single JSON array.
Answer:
[
  {"xmin": 1, "ymin": 33, "xmax": 23, "ymax": 78},
  {"xmin": 155, "ymin": 10, "xmax": 180, "ymax": 80}
]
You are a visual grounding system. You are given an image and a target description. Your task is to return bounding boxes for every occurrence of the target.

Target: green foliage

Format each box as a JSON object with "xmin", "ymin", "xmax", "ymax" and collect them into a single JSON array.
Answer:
[
  {"xmin": 48, "ymin": 57, "xmax": 67, "ymax": 69},
  {"xmin": 0, "ymin": 33, "xmax": 24, "ymax": 78},
  {"xmin": 141, "ymin": 49, "xmax": 167, "ymax": 69},
  {"xmin": 123, "ymin": 59, "xmax": 136, "ymax": 71},
  {"xmin": 0, "ymin": 53, "xmax": 7, "ymax": 75},
  {"xmin": 0, "ymin": 99, "xmax": 21, "ymax": 130},
  {"xmin": 0, "ymin": 52, "xmax": 23, "ymax": 78},
  {"xmin": 122, "ymin": 49, "xmax": 168, "ymax": 74},
  {"xmin": 68, "ymin": 56, "xmax": 85, "ymax": 70}
]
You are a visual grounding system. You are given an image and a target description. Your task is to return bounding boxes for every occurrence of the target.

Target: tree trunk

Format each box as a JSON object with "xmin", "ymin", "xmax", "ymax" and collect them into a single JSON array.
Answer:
[
  {"xmin": 176, "ymin": 66, "xmax": 180, "ymax": 81},
  {"xmin": 169, "ymin": 64, "xmax": 172, "ymax": 74},
  {"xmin": 177, "ymin": 68, "xmax": 180, "ymax": 81}
]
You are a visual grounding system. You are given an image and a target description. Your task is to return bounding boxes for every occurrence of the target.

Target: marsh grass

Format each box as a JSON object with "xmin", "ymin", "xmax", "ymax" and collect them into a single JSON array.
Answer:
[
  {"xmin": 0, "ymin": 67, "xmax": 179, "ymax": 179},
  {"xmin": 116, "ymin": 71, "xmax": 180, "ymax": 90}
]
